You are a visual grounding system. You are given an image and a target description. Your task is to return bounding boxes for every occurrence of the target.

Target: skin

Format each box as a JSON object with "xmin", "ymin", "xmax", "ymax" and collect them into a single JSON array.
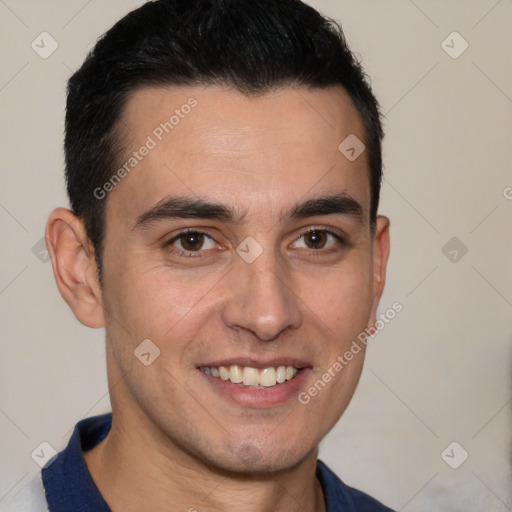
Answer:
[{"xmin": 46, "ymin": 84, "xmax": 390, "ymax": 512}]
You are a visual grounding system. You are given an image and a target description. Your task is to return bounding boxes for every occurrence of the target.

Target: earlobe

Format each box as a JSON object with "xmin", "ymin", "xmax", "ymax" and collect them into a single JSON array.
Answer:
[
  {"xmin": 45, "ymin": 208, "xmax": 105, "ymax": 328},
  {"xmin": 367, "ymin": 215, "xmax": 390, "ymax": 328}
]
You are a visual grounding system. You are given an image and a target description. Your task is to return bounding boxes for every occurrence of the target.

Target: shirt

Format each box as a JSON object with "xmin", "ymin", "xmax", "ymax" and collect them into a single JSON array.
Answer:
[{"xmin": 1, "ymin": 414, "xmax": 395, "ymax": 511}]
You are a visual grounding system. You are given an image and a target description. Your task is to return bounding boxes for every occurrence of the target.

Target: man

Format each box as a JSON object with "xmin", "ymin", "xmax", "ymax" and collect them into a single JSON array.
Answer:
[{"xmin": 3, "ymin": 0, "xmax": 393, "ymax": 510}]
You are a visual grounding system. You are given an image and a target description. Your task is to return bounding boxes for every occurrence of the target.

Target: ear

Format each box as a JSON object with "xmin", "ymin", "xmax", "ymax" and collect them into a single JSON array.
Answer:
[
  {"xmin": 45, "ymin": 208, "xmax": 105, "ymax": 328},
  {"xmin": 367, "ymin": 215, "xmax": 390, "ymax": 328}
]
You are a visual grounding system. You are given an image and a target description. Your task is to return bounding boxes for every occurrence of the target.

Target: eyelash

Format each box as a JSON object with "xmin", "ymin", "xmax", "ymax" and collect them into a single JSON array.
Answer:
[
  {"xmin": 296, "ymin": 227, "xmax": 348, "ymax": 254},
  {"xmin": 164, "ymin": 228, "xmax": 217, "ymax": 258},
  {"xmin": 164, "ymin": 227, "xmax": 347, "ymax": 258}
]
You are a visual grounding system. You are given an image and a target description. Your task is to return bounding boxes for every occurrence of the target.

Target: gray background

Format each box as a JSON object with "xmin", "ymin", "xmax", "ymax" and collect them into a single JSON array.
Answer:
[{"xmin": 1, "ymin": 1, "xmax": 511, "ymax": 510}]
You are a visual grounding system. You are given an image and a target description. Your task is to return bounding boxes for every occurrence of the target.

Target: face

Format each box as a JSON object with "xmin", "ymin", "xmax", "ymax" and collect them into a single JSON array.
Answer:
[{"xmin": 96, "ymin": 85, "xmax": 389, "ymax": 474}]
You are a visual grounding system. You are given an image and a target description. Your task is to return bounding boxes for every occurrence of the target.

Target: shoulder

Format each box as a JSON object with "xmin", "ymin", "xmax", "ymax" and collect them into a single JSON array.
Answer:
[
  {"xmin": 0, "ymin": 473, "xmax": 49, "ymax": 512},
  {"xmin": 345, "ymin": 486, "xmax": 396, "ymax": 512},
  {"xmin": 317, "ymin": 460, "xmax": 395, "ymax": 512}
]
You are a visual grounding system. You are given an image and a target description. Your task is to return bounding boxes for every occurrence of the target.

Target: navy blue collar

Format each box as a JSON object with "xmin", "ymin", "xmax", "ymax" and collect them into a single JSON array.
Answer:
[
  {"xmin": 42, "ymin": 413, "xmax": 393, "ymax": 512},
  {"xmin": 42, "ymin": 415, "xmax": 111, "ymax": 511}
]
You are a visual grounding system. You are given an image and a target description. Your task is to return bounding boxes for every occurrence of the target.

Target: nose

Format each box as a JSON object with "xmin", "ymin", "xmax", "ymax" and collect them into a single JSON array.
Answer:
[{"xmin": 221, "ymin": 247, "xmax": 302, "ymax": 341}]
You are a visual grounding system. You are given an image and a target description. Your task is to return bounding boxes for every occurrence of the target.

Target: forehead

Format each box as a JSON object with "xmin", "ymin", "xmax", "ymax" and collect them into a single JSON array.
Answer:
[{"xmin": 108, "ymin": 84, "xmax": 370, "ymax": 226}]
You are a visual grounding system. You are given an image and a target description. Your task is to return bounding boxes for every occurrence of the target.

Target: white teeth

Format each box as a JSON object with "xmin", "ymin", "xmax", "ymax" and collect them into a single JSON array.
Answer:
[
  {"xmin": 202, "ymin": 364, "xmax": 300, "ymax": 387},
  {"xmin": 259, "ymin": 367, "xmax": 277, "ymax": 387},
  {"xmin": 242, "ymin": 367, "xmax": 259, "ymax": 386},
  {"xmin": 229, "ymin": 364, "xmax": 243, "ymax": 384},
  {"xmin": 219, "ymin": 366, "xmax": 230, "ymax": 380}
]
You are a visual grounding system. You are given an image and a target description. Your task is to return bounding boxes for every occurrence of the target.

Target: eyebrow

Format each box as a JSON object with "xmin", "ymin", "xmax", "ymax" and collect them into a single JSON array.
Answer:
[
  {"xmin": 132, "ymin": 192, "xmax": 364, "ymax": 231},
  {"xmin": 288, "ymin": 193, "xmax": 363, "ymax": 222}
]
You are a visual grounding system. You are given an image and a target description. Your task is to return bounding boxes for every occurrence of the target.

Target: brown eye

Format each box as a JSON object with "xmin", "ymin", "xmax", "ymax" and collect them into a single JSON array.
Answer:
[
  {"xmin": 178, "ymin": 232, "xmax": 205, "ymax": 251},
  {"xmin": 302, "ymin": 230, "xmax": 328, "ymax": 249},
  {"xmin": 167, "ymin": 231, "xmax": 216, "ymax": 254},
  {"xmin": 292, "ymin": 229, "xmax": 344, "ymax": 252}
]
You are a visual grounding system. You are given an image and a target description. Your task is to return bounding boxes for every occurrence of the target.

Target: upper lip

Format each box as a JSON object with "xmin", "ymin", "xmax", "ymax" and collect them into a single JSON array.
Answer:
[{"xmin": 197, "ymin": 357, "xmax": 311, "ymax": 369}]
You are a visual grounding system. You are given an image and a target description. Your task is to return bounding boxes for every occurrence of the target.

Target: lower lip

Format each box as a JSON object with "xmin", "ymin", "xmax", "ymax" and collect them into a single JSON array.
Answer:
[{"xmin": 199, "ymin": 368, "xmax": 311, "ymax": 408}]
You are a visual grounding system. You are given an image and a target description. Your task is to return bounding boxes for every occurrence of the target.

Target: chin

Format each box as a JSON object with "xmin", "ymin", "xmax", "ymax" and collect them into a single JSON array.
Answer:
[{"xmin": 198, "ymin": 439, "xmax": 313, "ymax": 477}]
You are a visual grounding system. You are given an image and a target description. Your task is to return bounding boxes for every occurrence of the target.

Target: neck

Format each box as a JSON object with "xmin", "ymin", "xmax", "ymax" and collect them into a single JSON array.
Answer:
[{"xmin": 83, "ymin": 410, "xmax": 326, "ymax": 512}]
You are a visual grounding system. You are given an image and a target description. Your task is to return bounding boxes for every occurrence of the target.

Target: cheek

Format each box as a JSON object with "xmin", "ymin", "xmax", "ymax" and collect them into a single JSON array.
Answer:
[
  {"xmin": 102, "ymin": 259, "xmax": 222, "ymax": 343},
  {"xmin": 303, "ymin": 259, "xmax": 374, "ymax": 334}
]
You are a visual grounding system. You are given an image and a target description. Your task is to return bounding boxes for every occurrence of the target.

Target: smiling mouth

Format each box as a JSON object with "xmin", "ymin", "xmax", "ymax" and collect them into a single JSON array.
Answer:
[{"xmin": 199, "ymin": 364, "xmax": 300, "ymax": 388}]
